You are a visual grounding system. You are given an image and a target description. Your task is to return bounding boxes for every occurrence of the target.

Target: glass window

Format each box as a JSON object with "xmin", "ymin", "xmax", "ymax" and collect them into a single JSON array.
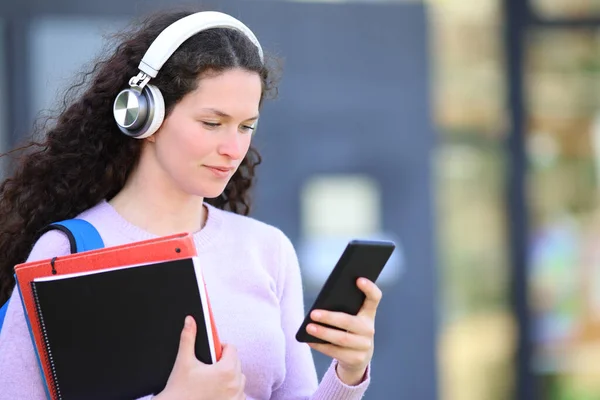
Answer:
[
  {"xmin": 0, "ymin": 20, "xmax": 8, "ymax": 177},
  {"xmin": 429, "ymin": 0, "xmax": 508, "ymax": 137},
  {"xmin": 27, "ymin": 16, "xmax": 127, "ymax": 124},
  {"xmin": 428, "ymin": 1, "xmax": 515, "ymax": 400},
  {"xmin": 532, "ymin": 0, "xmax": 600, "ymax": 19},
  {"xmin": 526, "ymin": 27, "xmax": 600, "ymax": 399},
  {"xmin": 298, "ymin": 174, "xmax": 402, "ymax": 290}
]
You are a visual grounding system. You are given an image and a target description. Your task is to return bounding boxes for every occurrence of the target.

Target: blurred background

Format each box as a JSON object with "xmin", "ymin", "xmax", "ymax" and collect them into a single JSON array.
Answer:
[{"xmin": 3, "ymin": 0, "xmax": 600, "ymax": 399}]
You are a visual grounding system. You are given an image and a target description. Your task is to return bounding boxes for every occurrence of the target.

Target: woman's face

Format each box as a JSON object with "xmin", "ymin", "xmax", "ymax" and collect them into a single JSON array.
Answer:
[{"xmin": 147, "ymin": 68, "xmax": 262, "ymax": 199}]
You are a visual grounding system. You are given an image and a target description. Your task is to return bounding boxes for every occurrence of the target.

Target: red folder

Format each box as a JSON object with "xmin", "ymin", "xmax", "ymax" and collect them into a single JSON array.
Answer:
[{"xmin": 14, "ymin": 232, "xmax": 222, "ymax": 400}]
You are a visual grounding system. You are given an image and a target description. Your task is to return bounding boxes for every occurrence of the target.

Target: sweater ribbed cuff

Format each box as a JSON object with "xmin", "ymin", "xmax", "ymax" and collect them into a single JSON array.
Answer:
[{"xmin": 312, "ymin": 360, "xmax": 371, "ymax": 399}]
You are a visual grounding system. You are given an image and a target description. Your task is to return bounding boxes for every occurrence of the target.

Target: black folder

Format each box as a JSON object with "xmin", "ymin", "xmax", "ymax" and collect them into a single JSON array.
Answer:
[{"xmin": 29, "ymin": 257, "xmax": 218, "ymax": 400}]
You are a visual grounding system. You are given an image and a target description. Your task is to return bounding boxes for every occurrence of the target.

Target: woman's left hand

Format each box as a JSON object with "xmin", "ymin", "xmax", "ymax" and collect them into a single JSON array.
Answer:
[{"xmin": 306, "ymin": 277, "xmax": 382, "ymax": 386}]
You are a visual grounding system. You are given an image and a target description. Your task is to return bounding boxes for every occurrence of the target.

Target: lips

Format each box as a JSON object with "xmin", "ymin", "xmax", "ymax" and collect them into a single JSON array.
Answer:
[
  {"xmin": 205, "ymin": 166, "xmax": 234, "ymax": 172},
  {"xmin": 204, "ymin": 165, "xmax": 234, "ymax": 178}
]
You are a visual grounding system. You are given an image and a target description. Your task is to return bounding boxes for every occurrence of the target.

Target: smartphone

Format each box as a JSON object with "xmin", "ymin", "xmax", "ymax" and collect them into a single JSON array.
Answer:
[{"xmin": 295, "ymin": 239, "xmax": 396, "ymax": 344}]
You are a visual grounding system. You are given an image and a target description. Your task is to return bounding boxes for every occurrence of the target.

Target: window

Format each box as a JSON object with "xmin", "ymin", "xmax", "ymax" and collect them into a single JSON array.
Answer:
[
  {"xmin": 526, "ymin": 27, "xmax": 600, "ymax": 399},
  {"xmin": 532, "ymin": 0, "xmax": 600, "ymax": 18},
  {"xmin": 27, "ymin": 16, "xmax": 126, "ymax": 123},
  {"xmin": 0, "ymin": 20, "xmax": 8, "ymax": 178},
  {"xmin": 428, "ymin": 1, "xmax": 515, "ymax": 399},
  {"xmin": 298, "ymin": 174, "xmax": 402, "ymax": 290}
]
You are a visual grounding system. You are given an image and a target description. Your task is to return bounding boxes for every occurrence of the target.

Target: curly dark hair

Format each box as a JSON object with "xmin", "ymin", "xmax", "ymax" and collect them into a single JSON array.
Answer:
[{"xmin": 0, "ymin": 9, "xmax": 280, "ymax": 304}]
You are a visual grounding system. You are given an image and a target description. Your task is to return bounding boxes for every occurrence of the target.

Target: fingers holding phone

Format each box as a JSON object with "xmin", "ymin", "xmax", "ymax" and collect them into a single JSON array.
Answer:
[
  {"xmin": 306, "ymin": 278, "xmax": 381, "ymax": 343},
  {"xmin": 295, "ymin": 239, "xmax": 394, "ymax": 345},
  {"xmin": 306, "ymin": 278, "xmax": 382, "ymax": 386},
  {"xmin": 294, "ymin": 240, "xmax": 394, "ymax": 386}
]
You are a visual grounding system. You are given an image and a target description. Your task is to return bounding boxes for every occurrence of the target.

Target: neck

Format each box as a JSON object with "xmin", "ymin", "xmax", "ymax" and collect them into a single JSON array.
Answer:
[{"xmin": 109, "ymin": 153, "xmax": 206, "ymax": 237}]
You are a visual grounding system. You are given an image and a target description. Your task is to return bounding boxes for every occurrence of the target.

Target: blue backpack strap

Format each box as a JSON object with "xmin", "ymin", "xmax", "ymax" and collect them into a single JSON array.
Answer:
[
  {"xmin": 0, "ymin": 301, "xmax": 7, "ymax": 331},
  {"xmin": 0, "ymin": 219, "xmax": 104, "ymax": 332},
  {"xmin": 43, "ymin": 219, "xmax": 105, "ymax": 253}
]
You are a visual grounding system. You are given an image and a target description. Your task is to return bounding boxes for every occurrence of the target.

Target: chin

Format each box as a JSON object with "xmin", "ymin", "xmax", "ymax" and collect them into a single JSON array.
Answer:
[{"xmin": 197, "ymin": 184, "xmax": 229, "ymax": 200}]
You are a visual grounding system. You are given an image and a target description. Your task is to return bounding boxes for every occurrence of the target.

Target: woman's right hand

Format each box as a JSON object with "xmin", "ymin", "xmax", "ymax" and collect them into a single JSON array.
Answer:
[{"xmin": 154, "ymin": 316, "xmax": 246, "ymax": 400}]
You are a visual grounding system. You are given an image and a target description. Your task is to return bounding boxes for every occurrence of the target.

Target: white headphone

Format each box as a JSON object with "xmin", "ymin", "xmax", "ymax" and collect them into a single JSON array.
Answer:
[{"xmin": 113, "ymin": 11, "xmax": 264, "ymax": 139}]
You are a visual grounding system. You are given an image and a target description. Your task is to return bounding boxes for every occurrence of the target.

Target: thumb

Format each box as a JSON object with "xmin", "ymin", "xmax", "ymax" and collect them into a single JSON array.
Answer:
[
  {"xmin": 173, "ymin": 316, "xmax": 198, "ymax": 368},
  {"xmin": 218, "ymin": 343, "xmax": 238, "ymax": 364}
]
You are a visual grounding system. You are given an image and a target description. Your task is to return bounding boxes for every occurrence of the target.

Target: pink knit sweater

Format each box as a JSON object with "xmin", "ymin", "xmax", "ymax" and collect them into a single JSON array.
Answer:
[{"xmin": 0, "ymin": 200, "xmax": 369, "ymax": 399}]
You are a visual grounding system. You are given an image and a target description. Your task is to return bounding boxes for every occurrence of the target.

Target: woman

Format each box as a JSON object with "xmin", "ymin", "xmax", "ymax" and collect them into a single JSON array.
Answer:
[{"xmin": 0, "ymin": 9, "xmax": 381, "ymax": 400}]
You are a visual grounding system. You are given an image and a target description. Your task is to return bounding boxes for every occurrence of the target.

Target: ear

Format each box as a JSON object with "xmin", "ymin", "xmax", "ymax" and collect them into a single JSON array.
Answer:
[{"xmin": 146, "ymin": 135, "xmax": 156, "ymax": 143}]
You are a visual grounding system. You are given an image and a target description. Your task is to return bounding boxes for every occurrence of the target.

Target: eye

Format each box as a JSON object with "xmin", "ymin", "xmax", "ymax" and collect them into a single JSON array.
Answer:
[
  {"xmin": 240, "ymin": 125, "xmax": 255, "ymax": 134},
  {"xmin": 202, "ymin": 122, "xmax": 221, "ymax": 129}
]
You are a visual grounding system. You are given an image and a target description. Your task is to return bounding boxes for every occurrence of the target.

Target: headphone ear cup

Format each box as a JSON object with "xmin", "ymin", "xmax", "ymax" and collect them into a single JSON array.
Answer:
[
  {"xmin": 113, "ymin": 84, "xmax": 165, "ymax": 139},
  {"xmin": 135, "ymin": 84, "xmax": 165, "ymax": 139}
]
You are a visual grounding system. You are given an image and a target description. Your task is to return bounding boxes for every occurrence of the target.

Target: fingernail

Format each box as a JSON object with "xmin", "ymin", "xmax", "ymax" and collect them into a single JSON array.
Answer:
[
  {"xmin": 184, "ymin": 316, "xmax": 191, "ymax": 328},
  {"xmin": 308, "ymin": 324, "xmax": 318, "ymax": 333},
  {"xmin": 312, "ymin": 311, "xmax": 322, "ymax": 320}
]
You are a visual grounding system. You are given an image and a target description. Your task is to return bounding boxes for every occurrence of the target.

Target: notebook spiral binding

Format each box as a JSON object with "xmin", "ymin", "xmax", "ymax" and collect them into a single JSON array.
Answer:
[{"xmin": 31, "ymin": 282, "xmax": 62, "ymax": 400}]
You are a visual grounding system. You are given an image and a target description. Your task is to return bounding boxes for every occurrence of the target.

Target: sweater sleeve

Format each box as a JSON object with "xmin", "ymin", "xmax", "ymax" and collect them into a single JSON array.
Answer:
[
  {"xmin": 0, "ymin": 230, "xmax": 153, "ymax": 400},
  {"xmin": 271, "ymin": 232, "xmax": 371, "ymax": 400},
  {"xmin": 0, "ymin": 230, "xmax": 72, "ymax": 399}
]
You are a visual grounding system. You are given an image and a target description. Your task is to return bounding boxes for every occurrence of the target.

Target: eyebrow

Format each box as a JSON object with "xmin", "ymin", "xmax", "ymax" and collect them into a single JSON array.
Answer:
[{"xmin": 200, "ymin": 108, "xmax": 259, "ymax": 121}]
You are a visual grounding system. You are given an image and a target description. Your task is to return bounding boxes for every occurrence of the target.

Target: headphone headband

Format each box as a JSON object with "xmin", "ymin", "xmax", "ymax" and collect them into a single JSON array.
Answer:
[{"xmin": 138, "ymin": 11, "xmax": 263, "ymax": 78}]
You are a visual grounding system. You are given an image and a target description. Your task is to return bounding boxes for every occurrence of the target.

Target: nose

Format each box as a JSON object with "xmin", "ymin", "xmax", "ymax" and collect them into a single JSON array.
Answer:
[{"xmin": 217, "ymin": 129, "xmax": 245, "ymax": 160}]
